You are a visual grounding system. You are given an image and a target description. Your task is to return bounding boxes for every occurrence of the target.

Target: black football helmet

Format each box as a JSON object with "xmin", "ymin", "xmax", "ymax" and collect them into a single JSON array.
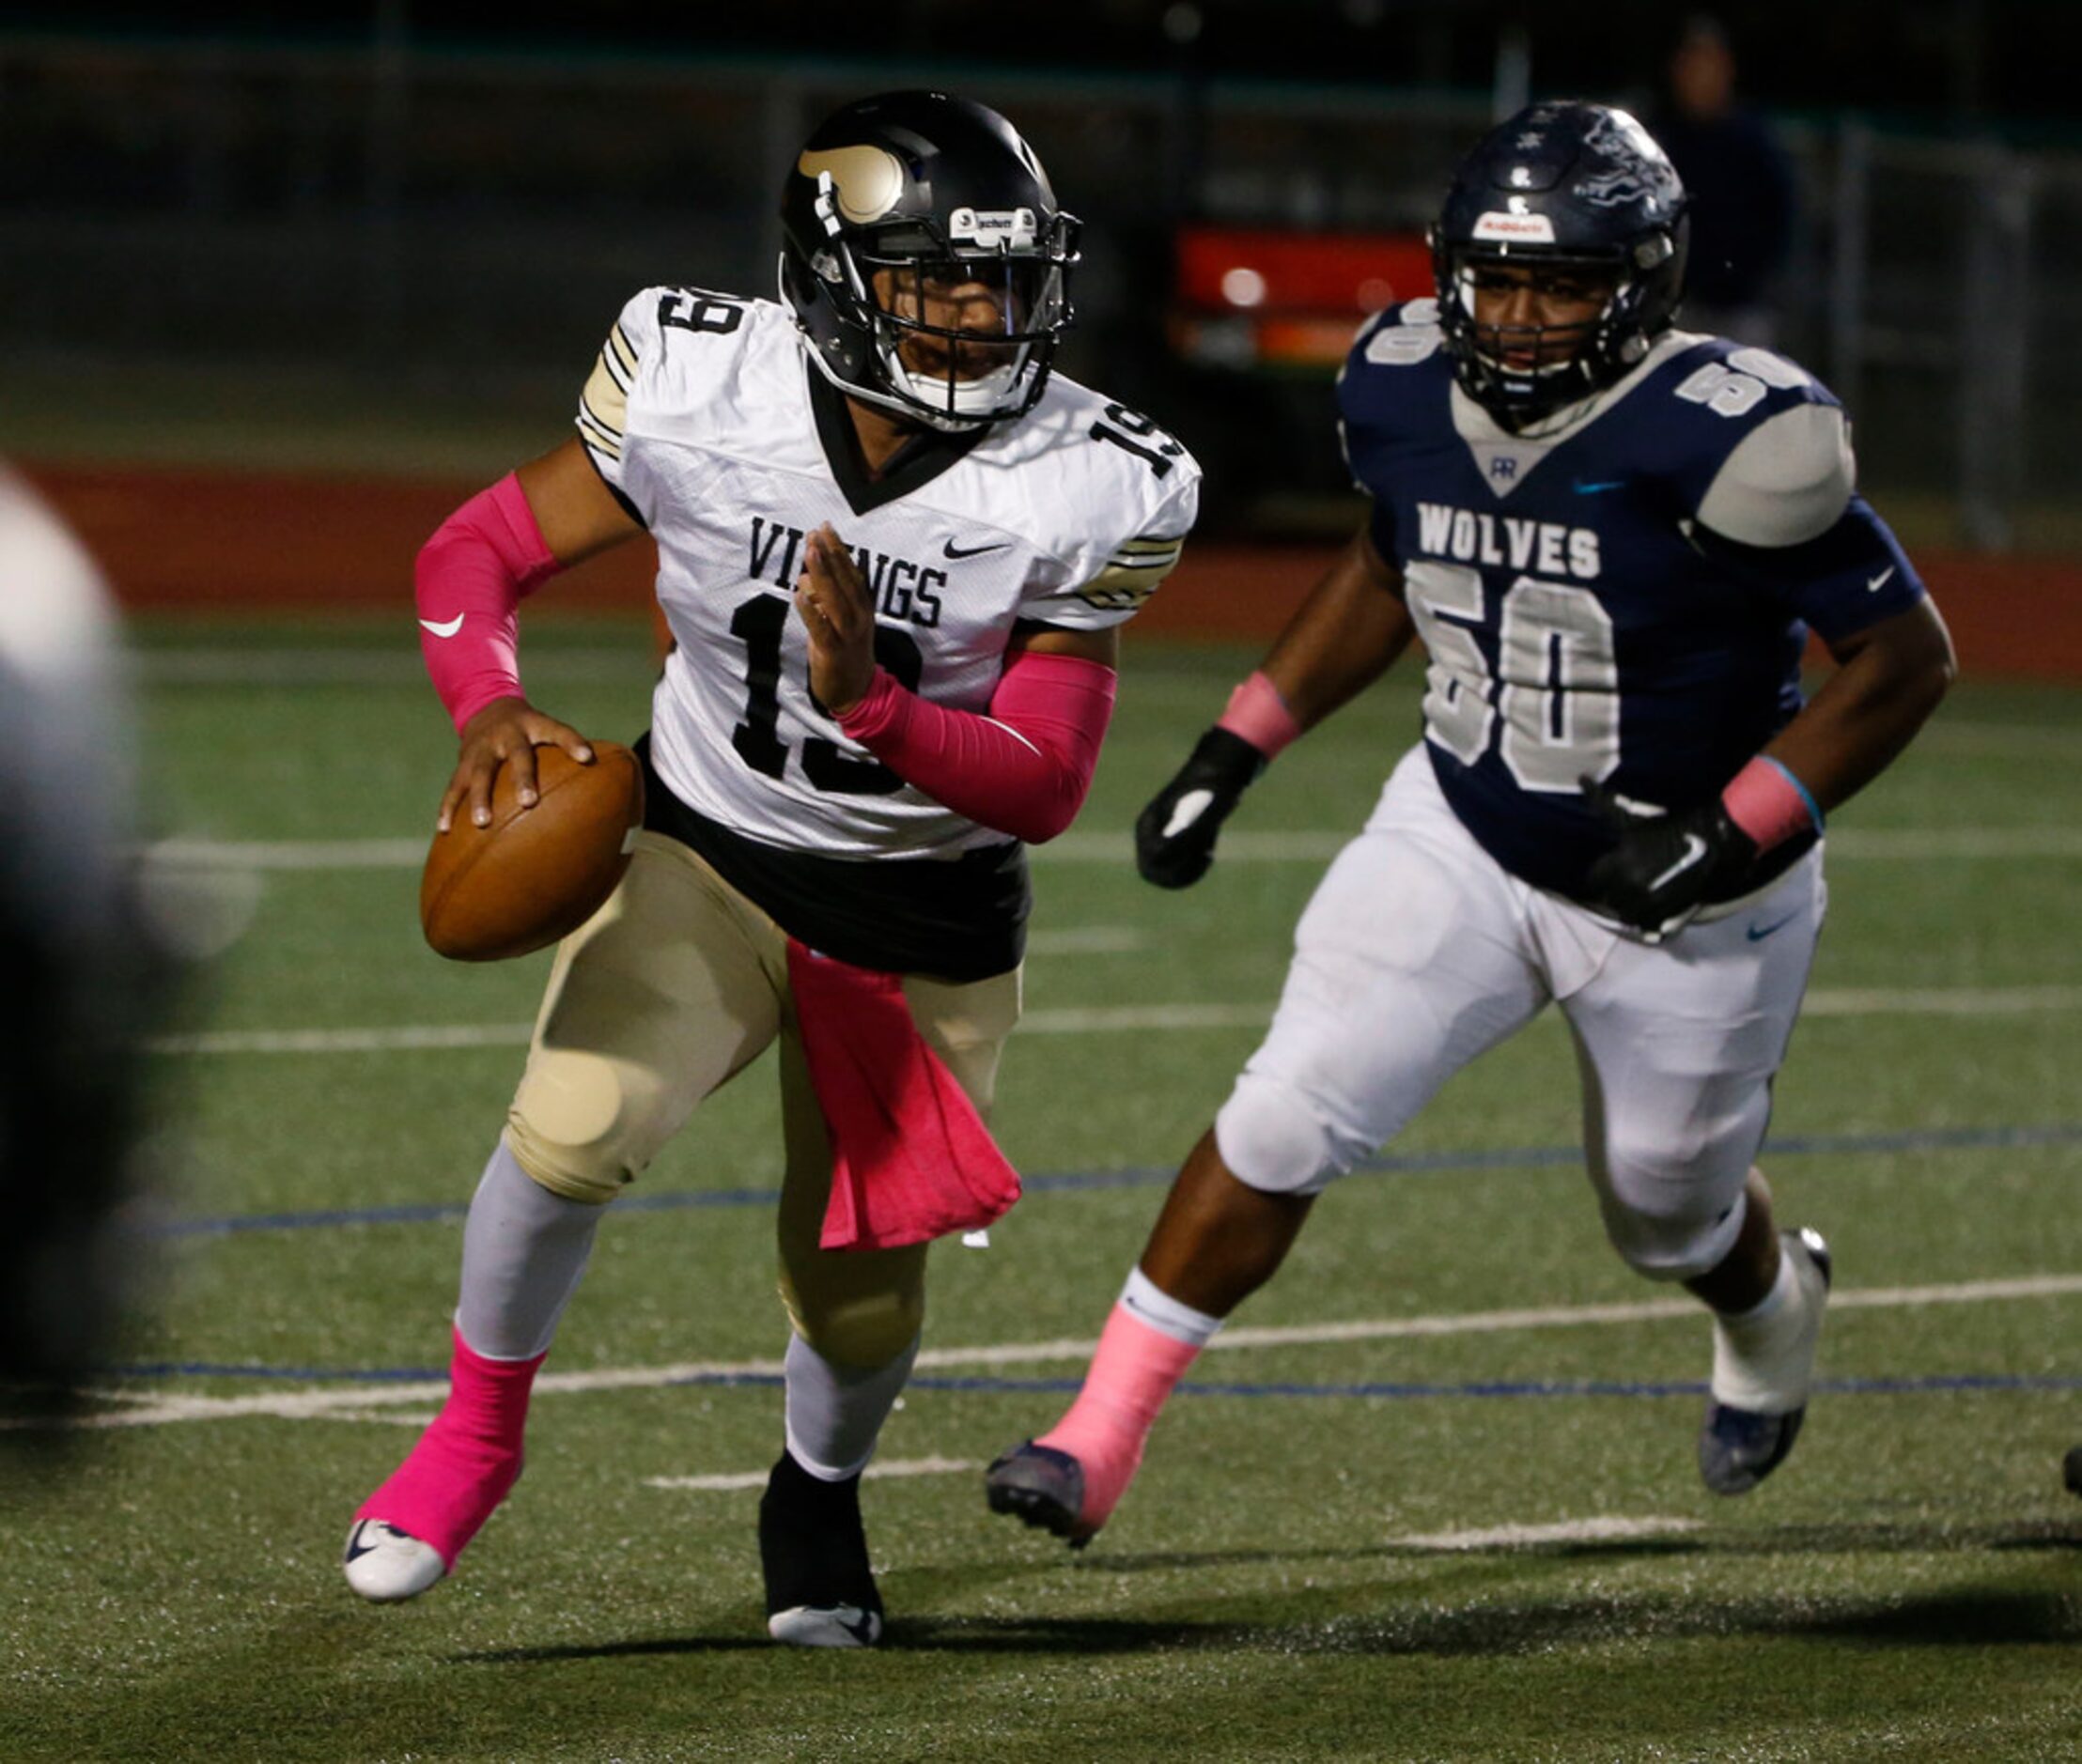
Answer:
[
  {"xmin": 1431, "ymin": 101, "xmax": 1689, "ymax": 429},
  {"xmin": 779, "ymin": 90, "xmax": 1080, "ymax": 431}
]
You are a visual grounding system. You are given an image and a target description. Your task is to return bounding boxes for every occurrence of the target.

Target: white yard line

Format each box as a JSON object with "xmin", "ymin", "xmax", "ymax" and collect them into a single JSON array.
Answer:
[
  {"xmin": 149, "ymin": 837, "xmax": 427, "ymax": 872},
  {"xmin": 1803, "ymin": 985, "xmax": 2082, "ymax": 1016},
  {"xmin": 1390, "ymin": 1515, "xmax": 1701, "ymax": 1551},
  {"xmin": 143, "ymin": 983, "xmax": 2082, "ymax": 1057},
  {"xmin": 638, "ymin": 1462, "xmax": 1699, "ymax": 1548},
  {"xmin": 644, "ymin": 1455, "xmax": 978, "ymax": 1493},
  {"xmin": 150, "ymin": 1024, "xmax": 535, "ymax": 1055},
  {"xmin": 145, "ymin": 825, "xmax": 2082, "ymax": 874},
  {"xmin": 133, "ymin": 650, "xmax": 644, "ymax": 686},
  {"xmin": 29, "ymin": 1271, "xmax": 2080, "ymax": 1432}
]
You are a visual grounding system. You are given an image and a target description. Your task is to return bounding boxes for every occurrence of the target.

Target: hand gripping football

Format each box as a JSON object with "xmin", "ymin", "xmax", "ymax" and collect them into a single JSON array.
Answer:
[{"xmin": 420, "ymin": 742, "xmax": 645, "ymax": 962}]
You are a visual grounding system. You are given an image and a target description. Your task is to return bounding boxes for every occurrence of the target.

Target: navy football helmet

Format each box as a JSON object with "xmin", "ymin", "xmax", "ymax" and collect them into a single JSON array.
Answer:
[
  {"xmin": 1431, "ymin": 101, "xmax": 1689, "ymax": 429},
  {"xmin": 779, "ymin": 91, "xmax": 1080, "ymax": 431}
]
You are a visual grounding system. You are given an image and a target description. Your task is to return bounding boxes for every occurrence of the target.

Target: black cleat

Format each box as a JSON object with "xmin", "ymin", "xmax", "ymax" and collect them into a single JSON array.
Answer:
[
  {"xmin": 984, "ymin": 1441, "xmax": 1096, "ymax": 1548},
  {"xmin": 758, "ymin": 1453, "xmax": 883, "ymax": 1647},
  {"xmin": 1699, "ymin": 1228, "xmax": 1833, "ymax": 1496},
  {"xmin": 2063, "ymin": 1446, "xmax": 2082, "ymax": 1497}
]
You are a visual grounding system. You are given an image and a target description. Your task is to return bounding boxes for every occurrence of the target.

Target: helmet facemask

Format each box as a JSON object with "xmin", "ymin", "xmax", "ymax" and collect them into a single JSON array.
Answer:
[
  {"xmin": 858, "ymin": 208, "xmax": 1080, "ymax": 426},
  {"xmin": 1437, "ymin": 248, "xmax": 1639, "ymax": 430},
  {"xmin": 792, "ymin": 172, "xmax": 1080, "ymax": 432}
]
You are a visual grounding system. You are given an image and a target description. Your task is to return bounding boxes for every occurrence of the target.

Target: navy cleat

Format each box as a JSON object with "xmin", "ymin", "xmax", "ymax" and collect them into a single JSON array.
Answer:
[
  {"xmin": 758, "ymin": 1453, "xmax": 883, "ymax": 1648},
  {"xmin": 1699, "ymin": 1228, "xmax": 1832, "ymax": 1496},
  {"xmin": 984, "ymin": 1442, "xmax": 1095, "ymax": 1548}
]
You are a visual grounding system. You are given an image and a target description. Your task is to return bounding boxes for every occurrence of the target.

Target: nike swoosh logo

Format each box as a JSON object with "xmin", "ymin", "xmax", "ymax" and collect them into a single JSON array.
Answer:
[
  {"xmin": 1647, "ymin": 832, "xmax": 1709, "ymax": 892},
  {"xmin": 838, "ymin": 1610, "xmax": 879, "ymax": 1645},
  {"xmin": 344, "ymin": 1521, "xmax": 384, "ymax": 1563},
  {"xmin": 943, "ymin": 538, "xmax": 1009, "ymax": 559},
  {"xmin": 1573, "ymin": 480, "xmax": 1626, "ymax": 495},
  {"xmin": 1866, "ymin": 565, "xmax": 1896, "ymax": 593},
  {"xmin": 1162, "ymin": 789, "xmax": 1214, "ymax": 839},
  {"xmin": 419, "ymin": 613, "xmax": 466, "ymax": 638},
  {"xmin": 1746, "ymin": 912, "xmax": 1801, "ymax": 942}
]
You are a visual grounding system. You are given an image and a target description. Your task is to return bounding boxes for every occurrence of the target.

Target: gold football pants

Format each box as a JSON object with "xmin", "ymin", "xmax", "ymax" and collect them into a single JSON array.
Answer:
[{"xmin": 505, "ymin": 829, "xmax": 1021, "ymax": 1367}]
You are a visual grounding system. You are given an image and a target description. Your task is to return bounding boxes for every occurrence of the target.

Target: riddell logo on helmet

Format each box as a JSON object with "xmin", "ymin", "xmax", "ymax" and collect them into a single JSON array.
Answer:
[
  {"xmin": 950, "ymin": 207, "xmax": 1038, "ymax": 249},
  {"xmin": 1472, "ymin": 210, "xmax": 1558, "ymax": 242}
]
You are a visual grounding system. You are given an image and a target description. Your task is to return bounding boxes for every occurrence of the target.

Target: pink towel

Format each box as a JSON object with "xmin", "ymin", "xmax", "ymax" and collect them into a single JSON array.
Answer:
[{"xmin": 786, "ymin": 939, "xmax": 1022, "ymax": 1251}]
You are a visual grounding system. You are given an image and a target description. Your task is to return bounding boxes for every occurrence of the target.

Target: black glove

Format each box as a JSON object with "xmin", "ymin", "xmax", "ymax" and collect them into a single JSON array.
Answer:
[
  {"xmin": 1135, "ymin": 726, "xmax": 1268, "ymax": 889},
  {"xmin": 1580, "ymin": 779, "xmax": 1758, "ymax": 936}
]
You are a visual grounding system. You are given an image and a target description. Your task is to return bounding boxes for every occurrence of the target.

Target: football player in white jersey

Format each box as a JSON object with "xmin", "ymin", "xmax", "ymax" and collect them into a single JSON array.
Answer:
[
  {"xmin": 987, "ymin": 102, "xmax": 1954, "ymax": 1547},
  {"xmin": 343, "ymin": 91, "xmax": 1200, "ymax": 1645}
]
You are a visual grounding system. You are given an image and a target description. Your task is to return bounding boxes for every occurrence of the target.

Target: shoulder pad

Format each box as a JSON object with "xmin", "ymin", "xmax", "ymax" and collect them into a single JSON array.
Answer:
[
  {"xmin": 1696, "ymin": 400, "xmax": 1855, "ymax": 549},
  {"xmin": 579, "ymin": 286, "xmax": 765, "ymax": 474},
  {"xmin": 1342, "ymin": 299, "xmax": 1445, "ymax": 379},
  {"xmin": 1654, "ymin": 343, "xmax": 1854, "ymax": 547}
]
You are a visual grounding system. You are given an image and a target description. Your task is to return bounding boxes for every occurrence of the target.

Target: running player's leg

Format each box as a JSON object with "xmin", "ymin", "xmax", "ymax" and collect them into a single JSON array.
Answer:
[
  {"xmin": 764, "ymin": 964, "xmax": 1020, "ymax": 1644},
  {"xmin": 991, "ymin": 753, "xmax": 1550, "ymax": 1543},
  {"xmin": 1559, "ymin": 850, "xmax": 1831, "ymax": 1493},
  {"xmin": 345, "ymin": 834, "xmax": 783, "ymax": 1600}
]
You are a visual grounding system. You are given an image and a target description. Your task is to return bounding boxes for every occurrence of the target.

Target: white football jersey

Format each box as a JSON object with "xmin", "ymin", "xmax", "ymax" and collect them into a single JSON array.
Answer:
[{"xmin": 576, "ymin": 287, "xmax": 1201, "ymax": 859}]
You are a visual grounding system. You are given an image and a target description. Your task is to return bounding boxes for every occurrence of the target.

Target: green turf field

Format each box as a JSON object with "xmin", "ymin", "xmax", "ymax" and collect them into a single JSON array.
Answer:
[{"xmin": 5, "ymin": 618, "xmax": 2078, "ymax": 1762}]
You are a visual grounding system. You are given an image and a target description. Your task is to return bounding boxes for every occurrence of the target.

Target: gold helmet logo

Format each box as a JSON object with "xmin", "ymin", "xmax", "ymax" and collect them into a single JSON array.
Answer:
[{"xmin": 796, "ymin": 145, "xmax": 906, "ymax": 224}]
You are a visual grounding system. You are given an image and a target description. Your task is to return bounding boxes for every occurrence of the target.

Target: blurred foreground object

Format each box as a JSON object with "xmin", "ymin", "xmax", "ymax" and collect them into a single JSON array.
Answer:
[{"xmin": 0, "ymin": 469, "xmax": 172, "ymax": 1438}]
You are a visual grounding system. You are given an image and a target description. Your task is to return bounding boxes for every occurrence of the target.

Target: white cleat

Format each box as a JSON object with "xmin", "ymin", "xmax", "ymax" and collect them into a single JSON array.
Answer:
[
  {"xmin": 343, "ymin": 1519, "xmax": 446, "ymax": 1602},
  {"xmin": 766, "ymin": 1603, "xmax": 884, "ymax": 1648}
]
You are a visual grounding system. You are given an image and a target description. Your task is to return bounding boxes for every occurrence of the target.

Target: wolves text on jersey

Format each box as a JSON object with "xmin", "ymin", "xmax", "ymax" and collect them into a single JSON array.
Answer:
[
  {"xmin": 748, "ymin": 517, "xmax": 945, "ymax": 629},
  {"xmin": 1413, "ymin": 502, "xmax": 1603, "ymax": 581}
]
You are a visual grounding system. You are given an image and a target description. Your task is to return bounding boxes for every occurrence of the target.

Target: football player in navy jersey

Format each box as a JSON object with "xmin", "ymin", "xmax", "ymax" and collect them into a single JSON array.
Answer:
[{"xmin": 987, "ymin": 101, "xmax": 1954, "ymax": 1547}]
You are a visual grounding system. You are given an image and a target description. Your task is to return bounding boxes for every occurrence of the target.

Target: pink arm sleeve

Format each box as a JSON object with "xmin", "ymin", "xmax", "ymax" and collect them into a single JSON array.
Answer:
[
  {"xmin": 415, "ymin": 472, "xmax": 563, "ymax": 733},
  {"xmin": 834, "ymin": 649, "xmax": 1118, "ymax": 845}
]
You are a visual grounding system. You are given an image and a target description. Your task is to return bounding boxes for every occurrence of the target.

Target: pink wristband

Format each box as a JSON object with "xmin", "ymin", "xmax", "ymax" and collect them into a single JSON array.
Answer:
[
  {"xmin": 1720, "ymin": 756, "xmax": 1820, "ymax": 853},
  {"xmin": 415, "ymin": 472, "xmax": 562, "ymax": 733},
  {"xmin": 1217, "ymin": 671, "xmax": 1303, "ymax": 760}
]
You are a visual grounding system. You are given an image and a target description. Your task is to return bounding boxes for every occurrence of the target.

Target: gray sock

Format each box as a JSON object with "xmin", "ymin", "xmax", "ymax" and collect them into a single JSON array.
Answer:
[
  {"xmin": 453, "ymin": 1139, "xmax": 604, "ymax": 1360},
  {"xmin": 782, "ymin": 1332, "xmax": 920, "ymax": 1481}
]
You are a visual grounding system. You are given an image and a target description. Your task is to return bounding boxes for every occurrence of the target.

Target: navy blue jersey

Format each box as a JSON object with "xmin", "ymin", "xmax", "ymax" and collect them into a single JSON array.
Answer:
[{"xmin": 1338, "ymin": 298, "xmax": 1926, "ymax": 902}]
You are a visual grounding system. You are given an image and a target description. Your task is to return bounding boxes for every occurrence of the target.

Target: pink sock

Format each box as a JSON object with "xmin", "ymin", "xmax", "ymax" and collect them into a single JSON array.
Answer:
[
  {"xmin": 1036, "ymin": 1303, "xmax": 1204, "ymax": 1528},
  {"xmin": 354, "ymin": 1324, "xmax": 544, "ymax": 1568}
]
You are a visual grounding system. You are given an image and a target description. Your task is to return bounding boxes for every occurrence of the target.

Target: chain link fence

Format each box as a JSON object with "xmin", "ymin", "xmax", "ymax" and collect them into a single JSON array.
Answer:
[{"xmin": 2, "ymin": 35, "xmax": 2073, "ymax": 546}]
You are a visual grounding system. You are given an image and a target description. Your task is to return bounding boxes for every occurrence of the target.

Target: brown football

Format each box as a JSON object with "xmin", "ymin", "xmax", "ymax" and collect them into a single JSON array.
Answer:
[{"xmin": 420, "ymin": 742, "xmax": 645, "ymax": 962}]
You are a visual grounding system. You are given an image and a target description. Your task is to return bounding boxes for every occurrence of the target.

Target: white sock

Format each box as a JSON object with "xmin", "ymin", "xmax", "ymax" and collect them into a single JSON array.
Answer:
[
  {"xmin": 1117, "ymin": 1266, "xmax": 1225, "ymax": 1348},
  {"xmin": 1710, "ymin": 1238, "xmax": 1822, "ymax": 1414},
  {"xmin": 453, "ymin": 1140, "xmax": 604, "ymax": 1360},
  {"xmin": 783, "ymin": 1333, "xmax": 919, "ymax": 1481}
]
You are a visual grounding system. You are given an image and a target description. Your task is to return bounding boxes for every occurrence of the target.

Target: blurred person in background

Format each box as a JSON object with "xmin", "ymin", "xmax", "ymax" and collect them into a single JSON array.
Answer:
[
  {"xmin": 0, "ymin": 468, "xmax": 162, "ymax": 1442},
  {"xmin": 1650, "ymin": 15, "xmax": 1796, "ymax": 347},
  {"xmin": 987, "ymin": 101, "xmax": 1952, "ymax": 1550}
]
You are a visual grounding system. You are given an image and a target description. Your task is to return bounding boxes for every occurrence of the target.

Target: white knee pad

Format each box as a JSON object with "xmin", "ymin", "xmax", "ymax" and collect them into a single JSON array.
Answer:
[
  {"xmin": 1597, "ymin": 1169, "xmax": 1748, "ymax": 1281},
  {"xmin": 1593, "ymin": 1091, "xmax": 1763, "ymax": 1280},
  {"xmin": 1214, "ymin": 1073, "xmax": 1355, "ymax": 1197}
]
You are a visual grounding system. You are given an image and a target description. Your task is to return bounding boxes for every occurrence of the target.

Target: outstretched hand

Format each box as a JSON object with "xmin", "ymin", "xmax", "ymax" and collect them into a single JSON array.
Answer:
[
  {"xmin": 1134, "ymin": 727, "xmax": 1269, "ymax": 890},
  {"xmin": 439, "ymin": 697, "xmax": 595, "ymax": 832},
  {"xmin": 794, "ymin": 523, "xmax": 878, "ymax": 719}
]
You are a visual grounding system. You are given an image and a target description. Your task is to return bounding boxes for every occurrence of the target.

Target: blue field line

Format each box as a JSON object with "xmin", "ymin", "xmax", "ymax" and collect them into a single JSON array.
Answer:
[
  {"xmin": 99, "ymin": 1363, "xmax": 2082, "ymax": 1400},
  {"xmin": 140, "ymin": 1121, "xmax": 2082, "ymax": 1242}
]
